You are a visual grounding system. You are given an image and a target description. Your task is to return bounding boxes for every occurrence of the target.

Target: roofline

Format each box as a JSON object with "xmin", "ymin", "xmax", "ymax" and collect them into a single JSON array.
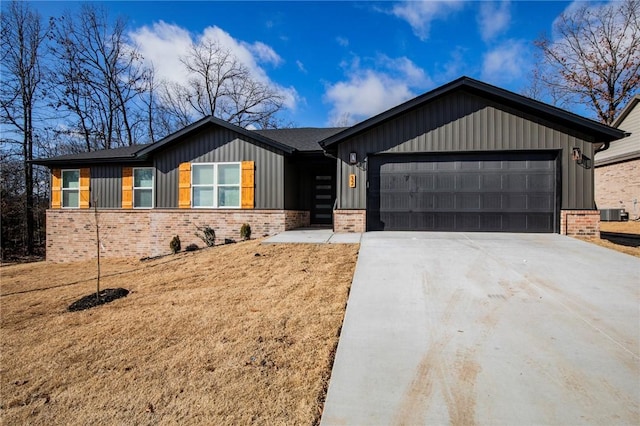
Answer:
[
  {"xmin": 135, "ymin": 115, "xmax": 295, "ymax": 157},
  {"xmin": 320, "ymin": 76, "xmax": 626, "ymax": 149},
  {"xmin": 613, "ymin": 95, "xmax": 640, "ymax": 128},
  {"xmin": 30, "ymin": 156, "xmax": 149, "ymax": 167},
  {"xmin": 594, "ymin": 151, "xmax": 640, "ymax": 167}
]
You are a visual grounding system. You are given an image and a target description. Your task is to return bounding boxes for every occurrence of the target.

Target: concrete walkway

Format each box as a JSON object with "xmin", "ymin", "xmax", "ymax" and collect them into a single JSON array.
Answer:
[
  {"xmin": 321, "ymin": 232, "xmax": 640, "ymax": 425},
  {"xmin": 263, "ymin": 228, "xmax": 362, "ymax": 244}
]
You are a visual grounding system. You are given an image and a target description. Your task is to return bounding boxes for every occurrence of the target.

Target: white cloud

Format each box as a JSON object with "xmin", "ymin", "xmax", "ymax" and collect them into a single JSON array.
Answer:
[
  {"xmin": 481, "ymin": 40, "xmax": 529, "ymax": 84},
  {"xmin": 436, "ymin": 46, "xmax": 469, "ymax": 81},
  {"xmin": 128, "ymin": 21, "xmax": 297, "ymax": 110},
  {"xmin": 323, "ymin": 56, "xmax": 433, "ymax": 125},
  {"xmin": 336, "ymin": 36, "xmax": 349, "ymax": 47},
  {"xmin": 128, "ymin": 21, "xmax": 192, "ymax": 86},
  {"xmin": 391, "ymin": 0, "xmax": 464, "ymax": 41},
  {"xmin": 477, "ymin": 1, "xmax": 511, "ymax": 42},
  {"xmin": 296, "ymin": 60, "xmax": 307, "ymax": 73}
]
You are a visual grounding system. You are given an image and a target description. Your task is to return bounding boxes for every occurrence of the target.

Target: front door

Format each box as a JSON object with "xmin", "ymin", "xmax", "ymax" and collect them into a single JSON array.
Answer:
[{"xmin": 311, "ymin": 173, "xmax": 334, "ymax": 225}]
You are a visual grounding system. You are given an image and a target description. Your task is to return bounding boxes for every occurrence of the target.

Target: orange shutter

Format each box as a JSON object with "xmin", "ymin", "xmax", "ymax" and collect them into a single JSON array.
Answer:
[
  {"xmin": 79, "ymin": 168, "xmax": 90, "ymax": 209},
  {"xmin": 51, "ymin": 169, "xmax": 61, "ymax": 209},
  {"xmin": 178, "ymin": 162, "xmax": 191, "ymax": 208},
  {"xmin": 122, "ymin": 167, "xmax": 133, "ymax": 209},
  {"xmin": 241, "ymin": 161, "xmax": 255, "ymax": 209}
]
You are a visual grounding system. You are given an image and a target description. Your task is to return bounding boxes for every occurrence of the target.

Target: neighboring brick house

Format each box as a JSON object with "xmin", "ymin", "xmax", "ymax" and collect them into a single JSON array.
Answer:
[
  {"xmin": 595, "ymin": 95, "xmax": 640, "ymax": 220},
  {"xmin": 34, "ymin": 77, "xmax": 625, "ymax": 262}
]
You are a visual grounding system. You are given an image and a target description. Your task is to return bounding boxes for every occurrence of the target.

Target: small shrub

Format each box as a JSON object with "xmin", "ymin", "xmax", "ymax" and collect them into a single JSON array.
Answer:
[
  {"xmin": 224, "ymin": 238, "xmax": 236, "ymax": 244},
  {"xmin": 240, "ymin": 223, "xmax": 252, "ymax": 240},
  {"xmin": 195, "ymin": 225, "xmax": 216, "ymax": 247},
  {"xmin": 170, "ymin": 235, "xmax": 181, "ymax": 254},
  {"xmin": 185, "ymin": 243, "xmax": 199, "ymax": 252}
]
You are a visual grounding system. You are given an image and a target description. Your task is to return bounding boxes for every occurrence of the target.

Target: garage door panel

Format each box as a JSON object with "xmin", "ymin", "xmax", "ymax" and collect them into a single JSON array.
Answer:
[
  {"xmin": 437, "ymin": 175, "xmax": 455, "ymax": 189},
  {"xmin": 413, "ymin": 174, "xmax": 435, "ymax": 190},
  {"xmin": 367, "ymin": 153, "xmax": 557, "ymax": 232},
  {"xmin": 380, "ymin": 192, "xmax": 410, "ymax": 210},
  {"xmin": 481, "ymin": 174, "xmax": 503, "ymax": 190},
  {"xmin": 460, "ymin": 174, "xmax": 480, "ymax": 190},
  {"xmin": 458, "ymin": 194, "xmax": 481, "ymax": 209},
  {"xmin": 529, "ymin": 174, "xmax": 554, "ymax": 190}
]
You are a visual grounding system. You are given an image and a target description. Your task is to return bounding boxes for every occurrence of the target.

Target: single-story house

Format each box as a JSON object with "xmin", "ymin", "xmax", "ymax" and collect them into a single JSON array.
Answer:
[
  {"xmin": 34, "ymin": 77, "xmax": 625, "ymax": 262},
  {"xmin": 595, "ymin": 95, "xmax": 639, "ymax": 219}
]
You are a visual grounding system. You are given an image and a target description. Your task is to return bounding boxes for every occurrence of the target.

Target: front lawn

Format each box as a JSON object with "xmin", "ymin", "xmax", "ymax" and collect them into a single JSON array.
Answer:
[{"xmin": 0, "ymin": 240, "xmax": 358, "ymax": 425}]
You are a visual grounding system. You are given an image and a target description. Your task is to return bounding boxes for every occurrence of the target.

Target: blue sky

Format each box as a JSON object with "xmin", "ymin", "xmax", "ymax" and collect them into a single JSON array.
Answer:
[{"xmin": 31, "ymin": 1, "xmax": 577, "ymax": 127}]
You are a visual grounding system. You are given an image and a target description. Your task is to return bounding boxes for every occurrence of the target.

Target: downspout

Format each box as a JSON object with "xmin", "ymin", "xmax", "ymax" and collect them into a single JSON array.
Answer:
[{"xmin": 594, "ymin": 141, "xmax": 610, "ymax": 155}]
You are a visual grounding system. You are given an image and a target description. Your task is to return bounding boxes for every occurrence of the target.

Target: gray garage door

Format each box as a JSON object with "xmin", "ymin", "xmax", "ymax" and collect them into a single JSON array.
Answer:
[{"xmin": 367, "ymin": 152, "xmax": 558, "ymax": 232}]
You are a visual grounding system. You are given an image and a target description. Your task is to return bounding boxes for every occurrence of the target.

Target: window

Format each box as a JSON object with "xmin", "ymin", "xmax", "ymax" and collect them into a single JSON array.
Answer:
[
  {"xmin": 62, "ymin": 170, "xmax": 80, "ymax": 208},
  {"xmin": 133, "ymin": 168, "xmax": 154, "ymax": 208},
  {"xmin": 191, "ymin": 163, "xmax": 241, "ymax": 208}
]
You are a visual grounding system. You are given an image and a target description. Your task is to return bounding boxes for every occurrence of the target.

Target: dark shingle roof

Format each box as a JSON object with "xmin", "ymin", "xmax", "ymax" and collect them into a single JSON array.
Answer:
[
  {"xmin": 32, "ymin": 144, "xmax": 152, "ymax": 166},
  {"xmin": 254, "ymin": 127, "xmax": 347, "ymax": 151}
]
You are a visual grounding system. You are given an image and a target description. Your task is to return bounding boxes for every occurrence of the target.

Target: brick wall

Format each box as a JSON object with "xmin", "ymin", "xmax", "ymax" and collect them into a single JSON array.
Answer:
[
  {"xmin": 284, "ymin": 210, "xmax": 310, "ymax": 230},
  {"xmin": 595, "ymin": 158, "xmax": 640, "ymax": 220},
  {"xmin": 333, "ymin": 210, "xmax": 366, "ymax": 233},
  {"xmin": 46, "ymin": 209, "xmax": 309, "ymax": 262},
  {"xmin": 560, "ymin": 210, "xmax": 600, "ymax": 237}
]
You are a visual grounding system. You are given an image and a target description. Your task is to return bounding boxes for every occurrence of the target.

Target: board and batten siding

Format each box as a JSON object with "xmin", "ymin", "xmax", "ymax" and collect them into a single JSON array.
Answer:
[
  {"xmin": 153, "ymin": 126, "xmax": 285, "ymax": 209},
  {"xmin": 336, "ymin": 90, "xmax": 597, "ymax": 211},
  {"xmin": 90, "ymin": 165, "xmax": 124, "ymax": 209},
  {"xmin": 596, "ymin": 98, "xmax": 640, "ymax": 165}
]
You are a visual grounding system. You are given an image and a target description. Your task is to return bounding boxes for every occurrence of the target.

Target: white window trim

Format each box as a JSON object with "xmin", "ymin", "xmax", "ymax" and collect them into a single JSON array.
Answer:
[
  {"xmin": 61, "ymin": 169, "xmax": 80, "ymax": 209},
  {"xmin": 133, "ymin": 167, "xmax": 154, "ymax": 209},
  {"xmin": 191, "ymin": 162, "xmax": 241, "ymax": 209}
]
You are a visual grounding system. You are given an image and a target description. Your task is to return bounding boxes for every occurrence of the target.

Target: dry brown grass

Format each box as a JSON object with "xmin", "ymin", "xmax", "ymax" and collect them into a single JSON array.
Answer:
[
  {"xmin": 600, "ymin": 220, "xmax": 640, "ymax": 234},
  {"xmin": 0, "ymin": 240, "xmax": 359, "ymax": 425},
  {"xmin": 577, "ymin": 220, "xmax": 640, "ymax": 258}
]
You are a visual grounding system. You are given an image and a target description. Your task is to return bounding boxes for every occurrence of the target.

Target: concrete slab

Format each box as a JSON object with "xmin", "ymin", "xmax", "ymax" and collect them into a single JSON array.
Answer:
[
  {"xmin": 262, "ymin": 228, "xmax": 362, "ymax": 244},
  {"xmin": 263, "ymin": 228, "xmax": 333, "ymax": 244},
  {"xmin": 328, "ymin": 232, "xmax": 362, "ymax": 244},
  {"xmin": 321, "ymin": 232, "xmax": 640, "ymax": 425}
]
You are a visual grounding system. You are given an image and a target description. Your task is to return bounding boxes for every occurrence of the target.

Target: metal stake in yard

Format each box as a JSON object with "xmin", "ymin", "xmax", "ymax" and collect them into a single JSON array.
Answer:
[{"xmin": 94, "ymin": 198, "xmax": 101, "ymax": 302}]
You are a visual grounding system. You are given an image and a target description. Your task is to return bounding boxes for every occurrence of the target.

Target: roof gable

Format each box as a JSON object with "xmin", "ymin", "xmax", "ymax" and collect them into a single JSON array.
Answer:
[
  {"xmin": 33, "ymin": 116, "xmax": 295, "ymax": 166},
  {"xmin": 613, "ymin": 95, "xmax": 640, "ymax": 128},
  {"xmin": 320, "ymin": 76, "xmax": 625, "ymax": 150}
]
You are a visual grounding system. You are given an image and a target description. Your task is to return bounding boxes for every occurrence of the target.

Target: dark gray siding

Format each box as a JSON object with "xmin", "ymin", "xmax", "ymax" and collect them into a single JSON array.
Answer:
[
  {"xmin": 91, "ymin": 165, "xmax": 122, "ymax": 208},
  {"xmin": 336, "ymin": 90, "xmax": 596, "ymax": 210},
  {"xmin": 154, "ymin": 127, "xmax": 285, "ymax": 209},
  {"xmin": 283, "ymin": 157, "xmax": 300, "ymax": 210}
]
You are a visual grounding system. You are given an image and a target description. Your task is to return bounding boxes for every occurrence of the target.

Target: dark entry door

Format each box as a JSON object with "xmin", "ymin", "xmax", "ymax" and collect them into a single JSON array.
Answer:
[
  {"xmin": 311, "ymin": 173, "xmax": 334, "ymax": 224},
  {"xmin": 367, "ymin": 152, "xmax": 558, "ymax": 232}
]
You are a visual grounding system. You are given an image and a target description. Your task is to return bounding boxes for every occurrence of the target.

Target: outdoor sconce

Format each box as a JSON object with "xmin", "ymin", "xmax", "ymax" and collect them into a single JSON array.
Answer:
[
  {"xmin": 349, "ymin": 152, "xmax": 358, "ymax": 165},
  {"xmin": 572, "ymin": 147, "xmax": 583, "ymax": 164}
]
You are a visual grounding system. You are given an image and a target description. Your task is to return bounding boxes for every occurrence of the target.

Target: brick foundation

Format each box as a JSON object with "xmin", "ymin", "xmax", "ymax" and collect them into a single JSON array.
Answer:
[
  {"xmin": 560, "ymin": 210, "xmax": 600, "ymax": 237},
  {"xmin": 595, "ymin": 158, "xmax": 640, "ymax": 220},
  {"xmin": 333, "ymin": 210, "xmax": 366, "ymax": 233},
  {"xmin": 46, "ymin": 209, "xmax": 310, "ymax": 262}
]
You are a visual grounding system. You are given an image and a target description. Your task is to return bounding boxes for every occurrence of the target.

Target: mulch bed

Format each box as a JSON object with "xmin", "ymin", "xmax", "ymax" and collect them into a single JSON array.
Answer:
[{"xmin": 68, "ymin": 288, "xmax": 129, "ymax": 312}]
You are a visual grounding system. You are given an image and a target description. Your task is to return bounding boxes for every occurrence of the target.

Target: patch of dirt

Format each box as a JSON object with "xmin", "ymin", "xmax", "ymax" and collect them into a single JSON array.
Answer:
[
  {"xmin": 67, "ymin": 288, "xmax": 130, "ymax": 312},
  {"xmin": 600, "ymin": 220, "xmax": 640, "ymax": 235},
  {"xmin": 0, "ymin": 239, "xmax": 359, "ymax": 425},
  {"xmin": 574, "ymin": 221, "xmax": 640, "ymax": 258}
]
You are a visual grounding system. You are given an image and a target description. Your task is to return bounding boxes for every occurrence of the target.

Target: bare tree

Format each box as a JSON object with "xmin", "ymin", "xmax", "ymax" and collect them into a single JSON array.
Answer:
[
  {"xmin": 162, "ymin": 40, "xmax": 285, "ymax": 130},
  {"xmin": 531, "ymin": 0, "xmax": 640, "ymax": 124},
  {"xmin": 49, "ymin": 4, "xmax": 151, "ymax": 150},
  {"xmin": 0, "ymin": 1, "xmax": 50, "ymax": 255}
]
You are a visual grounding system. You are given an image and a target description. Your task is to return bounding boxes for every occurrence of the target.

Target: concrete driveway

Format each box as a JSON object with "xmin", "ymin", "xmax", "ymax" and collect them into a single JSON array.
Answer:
[{"xmin": 321, "ymin": 232, "xmax": 640, "ymax": 425}]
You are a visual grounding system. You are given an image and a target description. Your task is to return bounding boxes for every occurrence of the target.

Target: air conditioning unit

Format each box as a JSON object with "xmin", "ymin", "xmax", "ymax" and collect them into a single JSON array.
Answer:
[{"xmin": 600, "ymin": 208, "xmax": 625, "ymax": 221}]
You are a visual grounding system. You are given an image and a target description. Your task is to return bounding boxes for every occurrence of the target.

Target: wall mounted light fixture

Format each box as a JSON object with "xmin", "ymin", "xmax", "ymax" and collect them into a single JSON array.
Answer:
[
  {"xmin": 349, "ymin": 152, "xmax": 357, "ymax": 164},
  {"xmin": 572, "ymin": 147, "xmax": 583, "ymax": 164}
]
